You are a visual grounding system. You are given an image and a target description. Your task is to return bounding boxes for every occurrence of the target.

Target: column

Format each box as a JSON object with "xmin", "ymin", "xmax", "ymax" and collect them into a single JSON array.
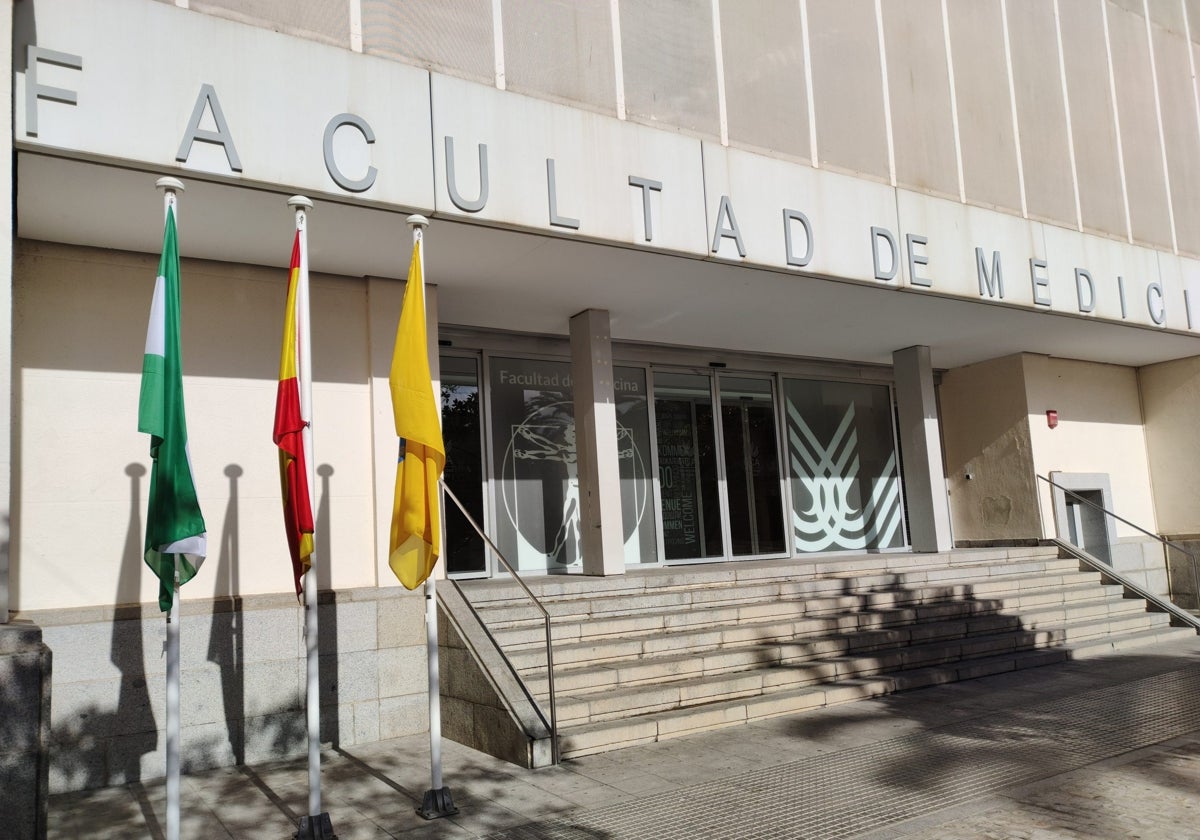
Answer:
[
  {"xmin": 569, "ymin": 309, "xmax": 625, "ymax": 576},
  {"xmin": 893, "ymin": 345, "xmax": 953, "ymax": 552}
]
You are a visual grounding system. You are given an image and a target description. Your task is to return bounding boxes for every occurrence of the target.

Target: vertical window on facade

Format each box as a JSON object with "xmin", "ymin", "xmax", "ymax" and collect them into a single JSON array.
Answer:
[
  {"xmin": 654, "ymin": 372, "xmax": 724, "ymax": 560},
  {"xmin": 442, "ymin": 356, "xmax": 486, "ymax": 574},
  {"xmin": 784, "ymin": 379, "xmax": 904, "ymax": 552}
]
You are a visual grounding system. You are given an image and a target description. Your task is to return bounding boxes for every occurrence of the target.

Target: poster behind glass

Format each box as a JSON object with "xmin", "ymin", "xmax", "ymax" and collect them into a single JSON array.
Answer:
[
  {"xmin": 489, "ymin": 357, "xmax": 655, "ymax": 572},
  {"xmin": 783, "ymin": 379, "xmax": 904, "ymax": 552}
]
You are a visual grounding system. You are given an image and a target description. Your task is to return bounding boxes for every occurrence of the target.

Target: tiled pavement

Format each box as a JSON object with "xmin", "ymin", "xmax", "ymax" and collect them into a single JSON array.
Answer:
[{"xmin": 51, "ymin": 635, "xmax": 1200, "ymax": 839}]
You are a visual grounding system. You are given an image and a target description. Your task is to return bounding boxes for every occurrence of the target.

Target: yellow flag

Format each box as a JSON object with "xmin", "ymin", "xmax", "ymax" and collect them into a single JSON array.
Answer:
[{"xmin": 388, "ymin": 238, "xmax": 446, "ymax": 590}]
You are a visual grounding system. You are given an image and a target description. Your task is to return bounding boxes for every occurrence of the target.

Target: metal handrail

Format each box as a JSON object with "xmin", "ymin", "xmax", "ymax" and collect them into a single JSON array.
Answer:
[
  {"xmin": 1052, "ymin": 538, "xmax": 1200, "ymax": 631},
  {"xmin": 439, "ymin": 480, "xmax": 559, "ymax": 764},
  {"xmin": 1037, "ymin": 473, "xmax": 1200, "ymax": 613}
]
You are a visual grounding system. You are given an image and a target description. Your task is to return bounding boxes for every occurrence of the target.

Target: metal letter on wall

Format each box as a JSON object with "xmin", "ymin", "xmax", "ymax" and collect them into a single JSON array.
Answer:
[
  {"xmin": 710, "ymin": 196, "xmax": 747, "ymax": 256},
  {"xmin": 445, "ymin": 136, "xmax": 489, "ymax": 213},
  {"xmin": 1147, "ymin": 282, "xmax": 1166, "ymax": 325},
  {"xmin": 906, "ymin": 234, "xmax": 931, "ymax": 287},
  {"xmin": 1075, "ymin": 268, "xmax": 1095, "ymax": 313},
  {"xmin": 783, "ymin": 209, "xmax": 814, "ymax": 267},
  {"xmin": 25, "ymin": 46, "xmax": 83, "ymax": 138},
  {"xmin": 871, "ymin": 226, "xmax": 898, "ymax": 282},
  {"xmin": 323, "ymin": 113, "xmax": 378, "ymax": 193},
  {"xmin": 1030, "ymin": 258, "xmax": 1051, "ymax": 306},
  {"xmin": 629, "ymin": 176, "xmax": 663, "ymax": 241},
  {"xmin": 175, "ymin": 83, "xmax": 243, "ymax": 172},
  {"xmin": 976, "ymin": 248, "xmax": 1004, "ymax": 299},
  {"xmin": 546, "ymin": 159, "xmax": 580, "ymax": 229}
]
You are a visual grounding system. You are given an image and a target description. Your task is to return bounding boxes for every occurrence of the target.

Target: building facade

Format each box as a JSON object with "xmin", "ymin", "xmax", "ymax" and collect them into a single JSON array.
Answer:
[{"xmin": 6, "ymin": 0, "xmax": 1200, "ymax": 809}]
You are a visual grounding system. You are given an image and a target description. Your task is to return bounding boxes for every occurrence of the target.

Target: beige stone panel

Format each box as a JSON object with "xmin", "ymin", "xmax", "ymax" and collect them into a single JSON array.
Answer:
[
  {"xmin": 619, "ymin": 0, "xmax": 720, "ymax": 138},
  {"xmin": 1147, "ymin": 0, "xmax": 1186, "ymax": 31},
  {"xmin": 1108, "ymin": 2, "xmax": 1174, "ymax": 249},
  {"xmin": 881, "ymin": 0, "xmax": 959, "ymax": 197},
  {"xmin": 939, "ymin": 355, "xmax": 1040, "ymax": 542},
  {"xmin": 192, "ymin": 0, "xmax": 351, "ymax": 47},
  {"xmin": 720, "ymin": 0, "xmax": 810, "ymax": 160},
  {"xmin": 1156, "ymin": 26, "xmax": 1200, "ymax": 256},
  {"xmin": 1023, "ymin": 355, "xmax": 1156, "ymax": 538},
  {"xmin": 362, "ymin": 0, "xmax": 494, "ymax": 85},
  {"xmin": 1190, "ymin": 0, "xmax": 1200, "ymax": 40},
  {"xmin": 12, "ymin": 242, "xmax": 377, "ymax": 611},
  {"xmin": 1058, "ymin": 0, "xmax": 1127, "ymax": 238},
  {"xmin": 1007, "ymin": 0, "xmax": 1077, "ymax": 227},
  {"xmin": 1140, "ymin": 355, "xmax": 1200, "ymax": 533},
  {"xmin": 947, "ymin": 0, "xmax": 1022, "ymax": 212},
  {"xmin": 808, "ymin": 0, "xmax": 890, "ymax": 179},
  {"xmin": 502, "ymin": 0, "xmax": 616, "ymax": 114}
]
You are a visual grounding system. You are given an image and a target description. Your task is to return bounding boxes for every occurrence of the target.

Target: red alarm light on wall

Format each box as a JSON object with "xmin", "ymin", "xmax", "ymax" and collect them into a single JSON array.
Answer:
[{"xmin": 1046, "ymin": 409, "xmax": 1059, "ymax": 429}]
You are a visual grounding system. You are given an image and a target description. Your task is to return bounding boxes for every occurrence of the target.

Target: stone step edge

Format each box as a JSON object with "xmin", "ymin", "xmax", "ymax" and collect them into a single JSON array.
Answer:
[
  {"xmin": 477, "ymin": 565, "xmax": 1098, "ymax": 628},
  {"xmin": 520, "ymin": 601, "xmax": 1168, "ymax": 693},
  {"xmin": 460, "ymin": 552, "xmax": 1071, "ymax": 607},
  {"xmin": 540, "ymin": 612, "xmax": 1174, "ymax": 719},
  {"xmin": 555, "ymin": 625, "xmax": 1188, "ymax": 758},
  {"xmin": 556, "ymin": 646, "xmax": 1072, "ymax": 758},
  {"xmin": 504, "ymin": 590, "xmax": 1151, "ymax": 667},
  {"xmin": 489, "ymin": 577, "xmax": 1122, "ymax": 641}
]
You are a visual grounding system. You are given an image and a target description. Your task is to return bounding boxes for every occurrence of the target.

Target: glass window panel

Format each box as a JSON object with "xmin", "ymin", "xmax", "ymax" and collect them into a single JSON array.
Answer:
[
  {"xmin": 441, "ymin": 356, "xmax": 485, "ymax": 574},
  {"xmin": 784, "ymin": 379, "xmax": 904, "ymax": 552},
  {"xmin": 719, "ymin": 377, "xmax": 786, "ymax": 556},
  {"xmin": 654, "ymin": 372, "xmax": 723, "ymax": 560},
  {"xmin": 489, "ymin": 358, "xmax": 577, "ymax": 572},
  {"xmin": 615, "ymin": 367, "xmax": 657, "ymax": 564}
]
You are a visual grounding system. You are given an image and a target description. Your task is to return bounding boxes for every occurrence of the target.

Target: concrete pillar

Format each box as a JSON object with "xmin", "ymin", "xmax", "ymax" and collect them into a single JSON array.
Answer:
[
  {"xmin": 569, "ymin": 309, "xmax": 625, "ymax": 575},
  {"xmin": 893, "ymin": 345, "xmax": 953, "ymax": 552}
]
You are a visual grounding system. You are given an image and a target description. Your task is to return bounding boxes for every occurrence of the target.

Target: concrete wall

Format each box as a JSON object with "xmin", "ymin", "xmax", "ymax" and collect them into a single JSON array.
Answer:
[
  {"xmin": 10, "ymin": 239, "xmax": 438, "ymax": 793},
  {"xmin": 941, "ymin": 353, "xmax": 1157, "ymax": 543},
  {"xmin": 12, "ymin": 240, "xmax": 386, "ymax": 610},
  {"xmin": 1023, "ymin": 355, "xmax": 1156, "ymax": 538},
  {"xmin": 940, "ymin": 354, "xmax": 1039, "ymax": 542},
  {"xmin": 1140, "ymin": 354, "xmax": 1200, "ymax": 535}
]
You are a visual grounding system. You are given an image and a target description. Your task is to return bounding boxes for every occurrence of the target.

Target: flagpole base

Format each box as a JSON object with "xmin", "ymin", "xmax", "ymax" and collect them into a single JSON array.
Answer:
[
  {"xmin": 294, "ymin": 812, "xmax": 336, "ymax": 839},
  {"xmin": 417, "ymin": 787, "xmax": 458, "ymax": 820}
]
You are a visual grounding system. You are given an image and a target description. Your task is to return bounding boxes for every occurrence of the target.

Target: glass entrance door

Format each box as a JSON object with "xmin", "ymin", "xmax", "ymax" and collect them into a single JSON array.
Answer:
[
  {"xmin": 718, "ymin": 376, "xmax": 786, "ymax": 556},
  {"xmin": 441, "ymin": 355, "xmax": 486, "ymax": 575},
  {"xmin": 653, "ymin": 372, "xmax": 723, "ymax": 560}
]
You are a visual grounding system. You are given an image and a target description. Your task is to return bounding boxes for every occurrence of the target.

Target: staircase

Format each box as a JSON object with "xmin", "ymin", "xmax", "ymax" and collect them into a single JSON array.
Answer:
[{"xmin": 451, "ymin": 546, "xmax": 1194, "ymax": 762}]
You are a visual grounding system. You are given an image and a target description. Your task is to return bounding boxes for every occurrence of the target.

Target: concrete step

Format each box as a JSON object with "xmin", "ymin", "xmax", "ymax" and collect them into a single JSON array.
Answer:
[
  {"xmin": 556, "ymin": 647, "xmax": 1071, "ymax": 758},
  {"xmin": 460, "ymin": 548, "xmax": 1069, "ymax": 612},
  {"xmin": 548, "ymin": 624, "xmax": 1072, "ymax": 727},
  {"xmin": 502, "ymin": 582, "xmax": 1135, "ymax": 671},
  {"xmin": 481, "ymin": 563, "xmax": 1099, "ymax": 640}
]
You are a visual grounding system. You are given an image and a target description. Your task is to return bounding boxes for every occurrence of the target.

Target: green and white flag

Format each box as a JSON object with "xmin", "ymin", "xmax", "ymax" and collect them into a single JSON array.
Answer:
[{"xmin": 138, "ymin": 206, "xmax": 206, "ymax": 612}]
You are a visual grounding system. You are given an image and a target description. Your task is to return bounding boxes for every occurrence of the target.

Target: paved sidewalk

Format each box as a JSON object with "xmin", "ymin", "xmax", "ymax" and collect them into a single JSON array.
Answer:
[{"xmin": 50, "ymin": 636, "xmax": 1200, "ymax": 839}]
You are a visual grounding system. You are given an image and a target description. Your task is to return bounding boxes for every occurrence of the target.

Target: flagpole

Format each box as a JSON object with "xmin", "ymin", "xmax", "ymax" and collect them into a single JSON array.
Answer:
[
  {"xmin": 288, "ymin": 196, "xmax": 334, "ymax": 840},
  {"xmin": 408, "ymin": 214, "xmax": 456, "ymax": 820},
  {"xmin": 156, "ymin": 176, "xmax": 184, "ymax": 840}
]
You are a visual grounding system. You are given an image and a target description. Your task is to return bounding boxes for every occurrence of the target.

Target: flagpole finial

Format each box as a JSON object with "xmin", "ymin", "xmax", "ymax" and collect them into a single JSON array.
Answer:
[
  {"xmin": 407, "ymin": 214, "xmax": 429, "ymax": 231},
  {"xmin": 288, "ymin": 195, "xmax": 314, "ymax": 211},
  {"xmin": 156, "ymin": 176, "xmax": 185, "ymax": 194}
]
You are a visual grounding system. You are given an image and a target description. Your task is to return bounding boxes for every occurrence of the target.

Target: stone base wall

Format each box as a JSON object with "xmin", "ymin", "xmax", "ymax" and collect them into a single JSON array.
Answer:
[
  {"xmin": 0, "ymin": 621, "xmax": 51, "ymax": 840},
  {"xmin": 19, "ymin": 586, "xmax": 429, "ymax": 794}
]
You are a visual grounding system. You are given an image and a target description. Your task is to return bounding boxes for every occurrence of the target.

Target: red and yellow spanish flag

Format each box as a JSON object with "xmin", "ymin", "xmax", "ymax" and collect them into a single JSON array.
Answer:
[
  {"xmin": 388, "ymin": 237, "xmax": 446, "ymax": 590},
  {"xmin": 273, "ymin": 232, "xmax": 315, "ymax": 597}
]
